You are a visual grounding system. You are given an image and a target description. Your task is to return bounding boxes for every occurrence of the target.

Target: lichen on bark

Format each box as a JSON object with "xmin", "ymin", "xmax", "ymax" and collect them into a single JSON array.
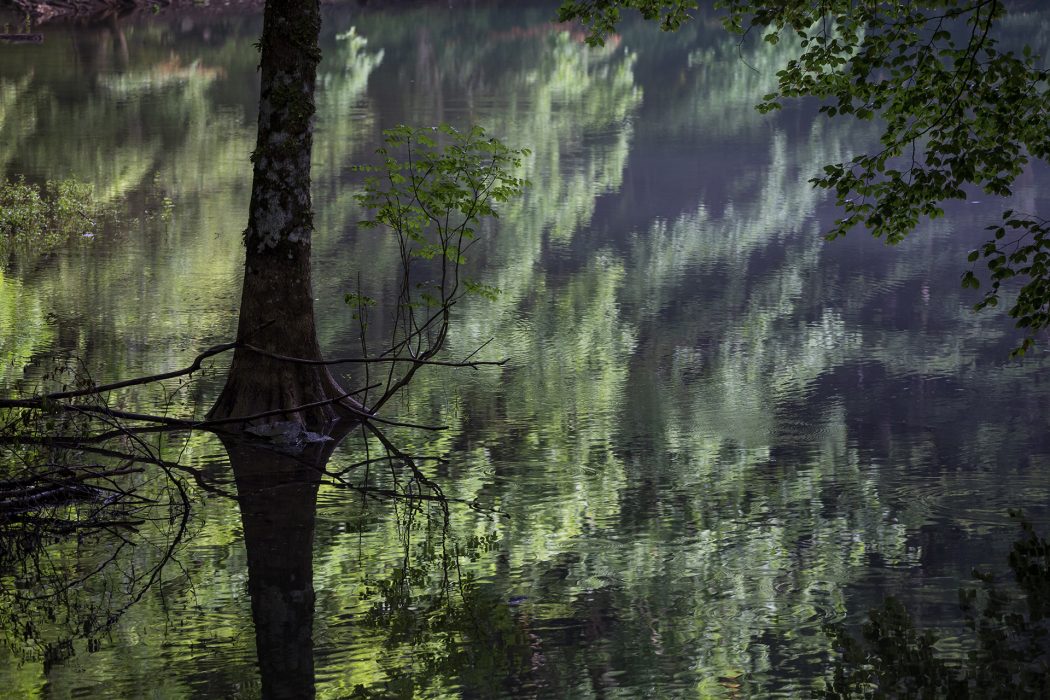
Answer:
[{"xmin": 209, "ymin": 0, "xmax": 357, "ymax": 433}]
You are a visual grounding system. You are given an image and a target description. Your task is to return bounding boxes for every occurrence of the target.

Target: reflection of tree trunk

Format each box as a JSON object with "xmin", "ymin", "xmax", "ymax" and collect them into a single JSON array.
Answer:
[
  {"xmin": 415, "ymin": 28, "xmax": 443, "ymax": 115},
  {"xmin": 225, "ymin": 434, "xmax": 343, "ymax": 700},
  {"xmin": 208, "ymin": 0, "xmax": 355, "ymax": 430},
  {"xmin": 107, "ymin": 16, "xmax": 128, "ymax": 71}
]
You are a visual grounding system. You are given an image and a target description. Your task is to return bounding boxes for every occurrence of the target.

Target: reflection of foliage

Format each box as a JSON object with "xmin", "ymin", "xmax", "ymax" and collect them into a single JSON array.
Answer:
[
  {"xmin": 668, "ymin": 30, "xmax": 810, "ymax": 139},
  {"xmin": 352, "ymin": 513, "xmax": 529, "ymax": 698},
  {"xmin": 312, "ymin": 24, "xmax": 384, "ymax": 201},
  {"xmin": 0, "ymin": 270, "xmax": 52, "ymax": 388},
  {"xmin": 1, "ymin": 6, "xmax": 1047, "ymax": 697},
  {"xmin": 564, "ymin": 0, "xmax": 1050, "ymax": 347},
  {"xmin": 0, "ymin": 25, "xmax": 258, "ymax": 378},
  {"xmin": 0, "ymin": 177, "xmax": 98, "ymax": 262},
  {"xmin": 0, "ymin": 379, "xmax": 196, "ymax": 670},
  {"xmin": 328, "ymin": 9, "xmax": 1049, "ymax": 694},
  {"xmin": 823, "ymin": 517, "xmax": 1050, "ymax": 698},
  {"xmin": 0, "ymin": 111, "xmax": 527, "ymax": 698},
  {"xmin": 348, "ymin": 17, "xmax": 919, "ymax": 692},
  {"xmin": 496, "ymin": 30, "xmax": 640, "ymax": 241},
  {"xmin": 330, "ymin": 15, "xmax": 642, "ymax": 331},
  {"xmin": 97, "ymin": 56, "xmax": 225, "ymax": 94},
  {"xmin": 0, "ymin": 74, "xmax": 35, "ymax": 175},
  {"xmin": 328, "ymin": 27, "xmax": 384, "ymax": 105}
]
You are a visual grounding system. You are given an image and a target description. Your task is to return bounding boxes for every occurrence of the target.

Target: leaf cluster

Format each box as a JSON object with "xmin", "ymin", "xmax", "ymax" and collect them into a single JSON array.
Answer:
[
  {"xmin": 348, "ymin": 124, "xmax": 529, "ymax": 411},
  {"xmin": 730, "ymin": 2, "xmax": 1047, "ymax": 237},
  {"xmin": 559, "ymin": 0, "xmax": 1050, "ymax": 350},
  {"xmin": 968, "ymin": 211, "xmax": 1050, "ymax": 356},
  {"xmin": 557, "ymin": 0, "xmax": 699, "ymax": 45},
  {"xmin": 822, "ymin": 515, "xmax": 1050, "ymax": 698},
  {"xmin": 351, "ymin": 124, "xmax": 528, "ymax": 319},
  {"xmin": 741, "ymin": 1, "xmax": 1050, "ymax": 348},
  {"xmin": 0, "ymin": 177, "xmax": 98, "ymax": 262},
  {"xmin": 355, "ymin": 124, "xmax": 529, "ymax": 266}
]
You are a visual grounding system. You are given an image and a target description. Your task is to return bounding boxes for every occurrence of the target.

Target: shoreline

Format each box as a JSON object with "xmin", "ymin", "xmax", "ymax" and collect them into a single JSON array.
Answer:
[{"xmin": 1, "ymin": 0, "xmax": 361, "ymax": 24}]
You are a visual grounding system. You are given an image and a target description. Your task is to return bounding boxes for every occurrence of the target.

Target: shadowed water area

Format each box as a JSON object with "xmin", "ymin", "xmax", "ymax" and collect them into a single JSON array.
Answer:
[{"xmin": 1, "ymin": 2, "xmax": 1050, "ymax": 697}]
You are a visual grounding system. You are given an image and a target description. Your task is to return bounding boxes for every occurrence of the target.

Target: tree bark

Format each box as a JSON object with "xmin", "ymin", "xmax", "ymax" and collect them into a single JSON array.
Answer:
[{"xmin": 208, "ymin": 0, "xmax": 355, "ymax": 431}]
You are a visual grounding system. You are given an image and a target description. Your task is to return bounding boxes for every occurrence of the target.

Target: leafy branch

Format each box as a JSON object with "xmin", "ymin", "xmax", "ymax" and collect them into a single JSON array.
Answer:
[
  {"xmin": 560, "ymin": 0, "xmax": 1050, "ymax": 351},
  {"xmin": 351, "ymin": 124, "xmax": 530, "ymax": 412}
]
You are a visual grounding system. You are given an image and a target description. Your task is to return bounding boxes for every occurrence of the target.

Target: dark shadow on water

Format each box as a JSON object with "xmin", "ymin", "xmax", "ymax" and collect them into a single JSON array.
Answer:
[
  {"xmin": 0, "ymin": 401, "xmax": 536, "ymax": 697},
  {"xmin": 223, "ymin": 432, "xmax": 336, "ymax": 700}
]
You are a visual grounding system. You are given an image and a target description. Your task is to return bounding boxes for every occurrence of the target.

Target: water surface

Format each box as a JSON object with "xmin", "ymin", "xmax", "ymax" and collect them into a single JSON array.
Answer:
[{"xmin": 2, "ymin": 3, "xmax": 1050, "ymax": 697}]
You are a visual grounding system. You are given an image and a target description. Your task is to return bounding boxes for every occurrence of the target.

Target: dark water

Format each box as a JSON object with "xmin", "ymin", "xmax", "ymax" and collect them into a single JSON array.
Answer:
[{"xmin": 2, "ymin": 2, "xmax": 1050, "ymax": 697}]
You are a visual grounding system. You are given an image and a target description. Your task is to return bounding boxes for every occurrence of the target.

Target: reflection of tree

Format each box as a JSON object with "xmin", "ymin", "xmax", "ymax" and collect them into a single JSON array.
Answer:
[
  {"xmin": 226, "ymin": 434, "xmax": 332, "ymax": 700},
  {"xmin": 1, "ymin": 15, "xmax": 390, "ymax": 394},
  {"xmin": 328, "ymin": 14, "xmax": 1050, "ymax": 694},
  {"xmin": 0, "ymin": 392, "xmax": 534, "ymax": 698},
  {"xmin": 1, "ymin": 8, "xmax": 529, "ymax": 696},
  {"xmin": 0, "ymin": 28, "xmax": 257, "ymax": 390},
  {"xmin": 3, "ymin": 5, "xmax": 1049, "ymax": 698},
  {"xmin": 311, "ymin": 15, "xmax": 887, "ymax": 690},
  {"xmin": 337, "ymin": 13, "xmax": 643, "ymax": 368},
  {"xmin": 0, "ymin": 270, "xmax": 51, "ymax": 387},
  {"xmin": 313, "ymin": 26, "xmax": 383, "ymax": 195},
  {"xmin": 0, "ymin": 74, "xmax": 36, "ymax": 175}
]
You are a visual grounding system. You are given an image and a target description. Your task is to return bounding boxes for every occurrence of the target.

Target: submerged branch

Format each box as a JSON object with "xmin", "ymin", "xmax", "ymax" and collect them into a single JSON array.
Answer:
[
  {"xmin": 242, "ymin": 343, "xmax": 507, "ymax": 369},
  {"xmin": 4, "ymin": 383, "xmax": 381, "ymax": 431},
  {"xmin": 0, "ymin": 340, "xmax": 239, "ymax": 408}
]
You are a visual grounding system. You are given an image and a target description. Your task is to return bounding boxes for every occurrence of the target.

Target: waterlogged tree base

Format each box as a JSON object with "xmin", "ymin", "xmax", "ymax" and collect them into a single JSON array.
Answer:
[
  {"xmin": 0, "ymin": 4, "xmax": 524, "ymax": 694},
  {"xmin": 207, "ymin": 353, "xmax": 360, "ymax": 437},
  {"xmin": 245, "ymin": 420, "xmax": 334, "ymax": 446},
  {"xmin": 205, "ymin": 0, "xmax": 350, "ymax": 434},
  {"xmin": 205, "ymin": 252, "xmax": 363, "ymax": 434}
]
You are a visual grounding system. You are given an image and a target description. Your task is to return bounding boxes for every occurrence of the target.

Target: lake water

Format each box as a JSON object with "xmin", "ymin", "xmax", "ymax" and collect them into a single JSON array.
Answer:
[{"xmin": 2, "ymin": 2, "xmax": 1050, "ymax": 697}]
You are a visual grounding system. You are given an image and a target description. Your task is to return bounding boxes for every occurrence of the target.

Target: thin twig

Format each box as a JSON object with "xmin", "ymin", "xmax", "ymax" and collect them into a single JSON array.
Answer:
[
  {"xmin": 0, "ymin": 341, "xmax": 238, "ymax": 407},
  {"xmin": 242, "ymin": 344, "xmax": 507, "ymax": 368}
]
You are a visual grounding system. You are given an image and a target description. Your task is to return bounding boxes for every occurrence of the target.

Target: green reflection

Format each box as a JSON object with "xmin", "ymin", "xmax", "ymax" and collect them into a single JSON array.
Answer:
[{"xmin": 1, "ymin": 4, "xmax": 1049, "ymax": 699}]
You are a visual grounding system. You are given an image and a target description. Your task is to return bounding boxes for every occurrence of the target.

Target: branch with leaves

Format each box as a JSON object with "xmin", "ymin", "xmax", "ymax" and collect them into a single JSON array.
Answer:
[
  {"xmin": 560, "ymin": 0, "xmax": 1050, "ymax": 351},
  {"xmin": 350, "ymin": 123, "xmax": 530, "ymax": 411}
]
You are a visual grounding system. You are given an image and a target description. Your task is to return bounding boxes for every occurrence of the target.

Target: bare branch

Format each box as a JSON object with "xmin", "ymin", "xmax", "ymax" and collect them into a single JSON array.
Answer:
[
  {"xmin": 0, "ymin": 341, "xmax": 238, "ymax": 408},
  {"xmin": 242, "ymin": 343, "xmax": 507, "ymax": 369}
]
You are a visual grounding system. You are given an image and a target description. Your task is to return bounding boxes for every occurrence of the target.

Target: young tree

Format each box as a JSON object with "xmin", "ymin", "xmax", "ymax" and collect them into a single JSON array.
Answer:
[
  {"xmin": 208, "ymin": 0, "xmax": 528, "ymax": 433},
  {"xmin": 559, "ymin": 0, "xmax": 1050, "ymax": 351}
]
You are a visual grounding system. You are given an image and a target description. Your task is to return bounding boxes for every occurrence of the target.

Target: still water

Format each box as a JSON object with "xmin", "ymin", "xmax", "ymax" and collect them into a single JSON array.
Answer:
[{"xmin": 2, "ymin": 2, "xmax": 1050, "ymax": 697}]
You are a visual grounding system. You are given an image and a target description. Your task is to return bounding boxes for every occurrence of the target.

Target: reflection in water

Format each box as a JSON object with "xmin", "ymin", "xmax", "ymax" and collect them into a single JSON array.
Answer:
[
  {"xmin": 2, "ymin": 2, "xmax": 1050, "ymax": 697},
  {"xmin": 228, "ymin": 435, "xmax": 326, "ymax": 700},
  {"xmin": 0, "ymin": 412, "xmax": 516, "ymax": 698},
  {"xmin": 225, "ymin": 425, "xmax": 538, "ymax": 699}
]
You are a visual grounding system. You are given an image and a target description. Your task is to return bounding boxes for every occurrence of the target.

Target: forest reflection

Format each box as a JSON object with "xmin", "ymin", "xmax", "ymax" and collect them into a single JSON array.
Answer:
[
  {"xmin": 2, "ymin": 2, "xmax": 1050, "ymax": 697},
  {"xmin": 226, "ymin": 424, "xmax": 522, "ymax": 700},
  {"xmin": 0, "ymin": 410, "xmax": 529, "ymax": 698}
]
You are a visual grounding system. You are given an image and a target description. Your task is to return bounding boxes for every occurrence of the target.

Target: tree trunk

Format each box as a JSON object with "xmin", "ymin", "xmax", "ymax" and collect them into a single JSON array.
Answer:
[{"xmin": 208, "ymin": 0, "xmax": 355, "ymax": 431}]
